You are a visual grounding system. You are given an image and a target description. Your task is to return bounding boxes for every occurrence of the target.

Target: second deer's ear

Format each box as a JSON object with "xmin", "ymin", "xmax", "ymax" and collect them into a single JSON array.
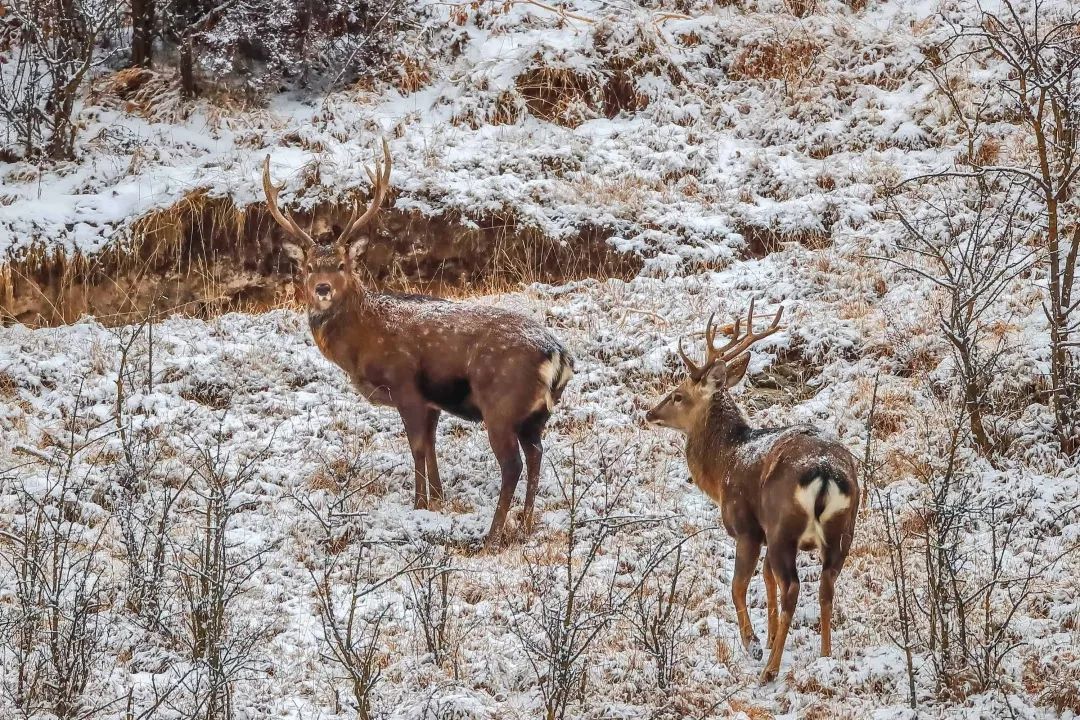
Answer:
[{"xmin": 725, "ymin": 353, "xmax": 751, "ymax": 388}]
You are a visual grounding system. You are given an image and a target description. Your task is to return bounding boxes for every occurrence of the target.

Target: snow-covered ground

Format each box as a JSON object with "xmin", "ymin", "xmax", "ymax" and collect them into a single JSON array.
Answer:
[{"xmin": 2, "ymin": 0, "xmax": 1080, "ymax": 717}]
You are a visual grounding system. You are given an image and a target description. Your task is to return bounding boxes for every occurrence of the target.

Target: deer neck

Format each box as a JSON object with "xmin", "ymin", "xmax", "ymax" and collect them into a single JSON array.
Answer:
[
  {"xmin": 685, "ymin": 392, "xmax": 752, "ymax": 504},
  {"xmin": 308, "ymin": 284, "xmax": 371, "ymax": 358}
]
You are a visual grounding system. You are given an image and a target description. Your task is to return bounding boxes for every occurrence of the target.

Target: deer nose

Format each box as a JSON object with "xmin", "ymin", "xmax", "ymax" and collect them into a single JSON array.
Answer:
[
  {"xmin": 314, "ymin": 283, "xmax": 332, "ymax": 298},
  {"xmin": 645, "ymin": 409, "xmax": 656, "ymax": 423}
]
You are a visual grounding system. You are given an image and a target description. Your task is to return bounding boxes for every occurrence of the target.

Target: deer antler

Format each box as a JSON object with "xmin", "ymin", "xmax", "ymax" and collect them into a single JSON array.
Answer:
[
  {"xmin": 678, "ymin": 312, "xmax": 714, "ymax": 380},
  {"xmin": 262, "ymin": 156, "xmax": 317, "ymax": 249},
  {"xmin": 709, "ymin": 298, "xmax": 784, "ymax": 365},
  {"xmin": 339, "ymin": 137, "xmax": 392, "ymax": 247}
]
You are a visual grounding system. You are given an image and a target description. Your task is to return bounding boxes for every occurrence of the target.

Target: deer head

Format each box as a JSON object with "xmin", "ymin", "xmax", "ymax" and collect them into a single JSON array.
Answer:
[
  {"xmin": 262, "ymin": 139, "xmax": 392, "ymax": 311},
  {"xmin": 645, "ymin": 300, "xmax": 784, "ymax": 433}
]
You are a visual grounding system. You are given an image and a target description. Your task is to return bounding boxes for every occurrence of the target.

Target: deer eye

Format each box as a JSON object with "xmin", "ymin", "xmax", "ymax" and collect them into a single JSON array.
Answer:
[
  {"xmin": 672, "ymin": 392, "xmax": 684, "ymax": 403},
  {"xmin": 337, "ymin": 262, "xmax": 345, "ymax": 271},
  {"xmin": 305, "ymin": 263, "xmax": 312, "ymax": 273}
]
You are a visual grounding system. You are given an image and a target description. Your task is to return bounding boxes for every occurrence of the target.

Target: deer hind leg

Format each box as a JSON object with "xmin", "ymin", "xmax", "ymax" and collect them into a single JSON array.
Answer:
[
  {"xmin": 761, "ymin": 545, "xmax": 799, "ymax": 685},
  {"xmin": 763, "ymin": 550, "xmax": 779, "ymax": 650},
  {"xmin": 518, "ymin": 410, "xmax": 548, "ymax": 534},
  {"xmin": 819, "ymin": 540, "xmax": 846, "ymax": 658},
  {"xmin": 424, "ymin": 409, "xmax": 443, "ymax": 509},
  {"xmin": 732, "ymin": 535, "xmax": 763, "ymax": 661},
  {"xmin": 484, "ymin": 425, "xmax": 523, "ymax": 551}
]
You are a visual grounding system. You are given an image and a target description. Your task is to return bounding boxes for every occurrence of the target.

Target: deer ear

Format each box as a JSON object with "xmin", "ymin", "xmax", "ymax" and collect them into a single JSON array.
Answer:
[
  {"xmin": 724, "ymin": 353, "xmax": 751, "ymax": 388},
  {"xmin": 702, "ymin": 362, "xmax": 728, "ymax": 392},
  {"xmin": 281, "ymin": 241, "xmax": 306, "ymax": 265}
]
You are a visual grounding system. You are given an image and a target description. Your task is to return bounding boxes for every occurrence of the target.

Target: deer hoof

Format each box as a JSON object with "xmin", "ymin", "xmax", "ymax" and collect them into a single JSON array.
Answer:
[
  {"xmin": 747, "ymin": 638, "xmax": 763, "ymax": 661},
  {"xmin": 759, "ymin": 666, "xmax": 778, "ymax": 685}
]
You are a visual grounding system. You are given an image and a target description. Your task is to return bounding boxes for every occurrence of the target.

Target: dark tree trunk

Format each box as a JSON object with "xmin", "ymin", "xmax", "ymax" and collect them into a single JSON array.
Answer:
[
  {"xmin": 180, "ymin": 33, "xmax": 197, "ymax": 97},
  {"xmin": 131, "ymin": 0, "xmax": 155, "ymax": 67}
]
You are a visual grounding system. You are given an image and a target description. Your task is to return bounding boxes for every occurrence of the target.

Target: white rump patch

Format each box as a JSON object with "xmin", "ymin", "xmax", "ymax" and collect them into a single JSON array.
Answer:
[
  {"xmin": 535, "ymin": 351, "xmax": 572, "ymax": 412},
  {"xmin": 794, "ymin": 475, "xmax": 852, "ymax": 551}
]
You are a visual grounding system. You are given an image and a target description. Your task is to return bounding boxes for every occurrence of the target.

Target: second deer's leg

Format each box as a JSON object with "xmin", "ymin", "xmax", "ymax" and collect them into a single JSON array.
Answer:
[
  {"xmin": 425, "ymin": 409, "xmax": 443, "ymax": 509},
  {"xmin": 819, "ymin": 541, "xmax": 846, "ymax": 658},
  {"xmin": 732, "ymin": 535, "xmax": 763, "ymax": 660},
  {"xmin": 763, "ymin": 550, "xmax": 779, "ymax": 649},
  {"xmin": 519, "ymin": 411, "xmax": 547, "ymax": 533},
  {"xmin": 484, "ymin": 425, "xmax": 523, "ymax": 550},
  {"xmin": 761, "ymin": 546, "xmax": 800, "ymax": 685}
]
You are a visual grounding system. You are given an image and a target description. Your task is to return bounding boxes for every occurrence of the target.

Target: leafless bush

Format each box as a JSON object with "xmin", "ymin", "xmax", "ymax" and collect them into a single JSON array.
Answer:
[
  {"xmin": 309, "ymin": 532, "xmax": 414, "ymax": 720},
  {"xmin": 505, "ymin": 443, "xmax": 670, "ymax": 720},
  {"xmin": 884, "ymin": 174, "xmax": 1038, "ymax": 457},
  {"xmin": 931, "ymin": 0, "xmax": 1080, "ymax": 453},
  {"xmin": 171, "ymin": 429, "xmax": 275, "ymax": 720},
  {"xmin": 877, "ymin": 402, "xmax": 1079, "ymax": 705},
  {"xmin": 0, "ymin": 0, "xmax": 124, "ymax": 159},
  {"xmin": 405, "ymin": 542, "xmax": 458, "ymax": 671},
  {"xmin": 623, "ymin": 543, "xmax": 698, "ymax": 691},
  {"xmin": 0, "ymin": 399, "xmax": 115, "ymax": 718},
  {"xmin": 111, "ymin": 427, "xmax": 191, "ymax": 634}
]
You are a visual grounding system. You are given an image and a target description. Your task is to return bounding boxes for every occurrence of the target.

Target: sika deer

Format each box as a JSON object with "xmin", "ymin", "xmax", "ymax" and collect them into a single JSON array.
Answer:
[
  {"xmin": 644, "ymin": 302, "xmax": 858, "ymax": 683},
  {"xmin": 262, "ymin": 141, "xmax": 574, "ymax": 548}
]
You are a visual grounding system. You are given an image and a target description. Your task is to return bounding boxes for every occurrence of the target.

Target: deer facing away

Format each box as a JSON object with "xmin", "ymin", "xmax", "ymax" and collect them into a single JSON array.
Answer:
[
  {"xmin": 645, "ymin": 302, "xmax": 859, "ymax": 684},
  {"xmin": 262, "ymin": 142, "xmax": 574, "ymax": 548}
]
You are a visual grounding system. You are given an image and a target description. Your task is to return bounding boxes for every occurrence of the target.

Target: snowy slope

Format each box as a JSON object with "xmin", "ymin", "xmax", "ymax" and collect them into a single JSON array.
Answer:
[{"xmin": 2, "ymin": 0, "xmax": 1080, "ymax": 717}]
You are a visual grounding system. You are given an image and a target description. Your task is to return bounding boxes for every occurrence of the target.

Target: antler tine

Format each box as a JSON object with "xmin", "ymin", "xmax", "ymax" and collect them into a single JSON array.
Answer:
[
  {"xmin": 677, "ymin": 335, "xmax": 702, "ymax": 379},
  {"xmin": 720, "ymin": 301, "xmax": 785, "ymax": 362},
  {"xmin": 707, "ymin": 316, "xmax": 742, "ymax": 362},
  {"xmin": 262, "ymin": 156, "xmax": 316, "ymax": 249},
  {"xmin": 341, "ymin": 138, "xmax": 393, "ymax": 244}
]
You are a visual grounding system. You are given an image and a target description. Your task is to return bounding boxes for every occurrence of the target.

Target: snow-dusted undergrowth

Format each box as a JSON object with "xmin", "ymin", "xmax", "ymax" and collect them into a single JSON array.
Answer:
[{"xmin": 2, "ymin": 0, "xmax": 1080, "ymax": 717}]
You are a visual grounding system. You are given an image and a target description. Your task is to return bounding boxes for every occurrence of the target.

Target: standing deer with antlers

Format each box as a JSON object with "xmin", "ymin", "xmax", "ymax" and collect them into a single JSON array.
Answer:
[
  {"xmin": 263, "ymin": 141, "xmax": 574, "ymax": 548},
  {"xmin": 645, "ymin": 302, "xmax": 858, "ymax": 683}
]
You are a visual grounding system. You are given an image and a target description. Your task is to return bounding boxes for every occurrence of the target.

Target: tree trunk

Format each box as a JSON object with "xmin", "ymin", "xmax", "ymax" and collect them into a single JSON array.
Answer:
[
  {"xmin": 131, "ymin": 0, "xmax": 155, "ymax": 67},
  {"xmin": 180, "ymin": 33, "xmax": 197, "ymax": 97}
]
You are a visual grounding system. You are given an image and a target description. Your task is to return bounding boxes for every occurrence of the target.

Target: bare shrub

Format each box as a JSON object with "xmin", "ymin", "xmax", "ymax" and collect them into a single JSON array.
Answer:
[
  {"xmin": 931, "ymin": 0, "xmax": 1080, "ymax": 453},
  {"xmin": 309, "ymin": 532, "xmax": 413, "ymax": 720},
  {"xmin": 0, "ymin": 400, "xmax": 115, "ymax": 718},
  {"xmin": 171, "ymin": 430, "xmax": 275, "ymax": 720},
  {"xmin": 877, "ymin": 403, "xmax": 1078, "ymax": 705},
  {"xmin": 882, "ymin": 174, "xmax": 1039, "ymax": 457},
  {"xmin": 0, "ymin": 0, "xmax": 124, "ymax": 159},
  {"xmin": 623, "ymin": 542, "xmax": 699, "ymax": 691},
  {"xmin": 505, "ymin": 443, "xmax": 672, "ymax": 720},
  {"xmin": 405, "ymin": 543, "xmax": 458, "ymax": 671}
]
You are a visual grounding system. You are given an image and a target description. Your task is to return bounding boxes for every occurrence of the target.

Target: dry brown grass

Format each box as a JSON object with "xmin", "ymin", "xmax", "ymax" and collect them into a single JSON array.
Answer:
[
  {"xmin": 516, "ymin": 64, "xmax": 597, "ymax": 128},
  {"xmin": 396, "ymin": 53, "xmax": 431, "ymax": 94},
  {"xmin": 2, "ymin": 180, "xmax": 639, "ymax": 328},
  {"xmin": 728, "ymin": 698, "xmax": 774, "ymax": 720},
  {"xmin": 730, "ymin": 36, "xmax": 821, "ymax": 86}
]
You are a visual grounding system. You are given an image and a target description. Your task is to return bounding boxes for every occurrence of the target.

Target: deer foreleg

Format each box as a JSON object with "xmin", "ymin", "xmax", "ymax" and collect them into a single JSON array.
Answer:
[
  {"xmin": 732, "ymin": 536, "xmax": 763, "ymax": 661},
  {"xmin": 425, "ymin": 409, "xmax": 443, "ymax": 509},
  {"xmin": 484, "ymin": 426, "xmax": 523, "ymax": 550},
  {"xmin": 399, "ymin": 402, "xmax": 432, "ymax": 510}
]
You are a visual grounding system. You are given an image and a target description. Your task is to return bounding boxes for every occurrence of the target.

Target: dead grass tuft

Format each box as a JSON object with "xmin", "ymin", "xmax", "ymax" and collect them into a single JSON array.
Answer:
[
  {"xmin": 396, "ymin": 53, "xmax": 431, "ymax": 94},
  {"xmin": 516, "ymin": 64, "xmax": 598, "ymax": 127},
  {"xmin": 92, "ymin": 67, "xmax": 186, "ymax": 123},
  {"xmin": 728, "ymin": 698, "xmax": 774, "ymax": 719},
  {"xmin": 730, "ymin": 36, "xmax": 821, "ymax": 86}
]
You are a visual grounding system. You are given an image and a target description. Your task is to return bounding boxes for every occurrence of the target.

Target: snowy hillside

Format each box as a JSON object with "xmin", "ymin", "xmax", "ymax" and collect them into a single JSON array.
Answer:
[{"xmin": 2, "ymin": 0, "xmax": 1080, "ymax": 718}]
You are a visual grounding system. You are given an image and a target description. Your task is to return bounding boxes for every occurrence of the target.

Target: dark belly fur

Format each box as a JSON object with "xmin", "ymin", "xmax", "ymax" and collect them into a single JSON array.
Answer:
[{"xmin": 418, "ymin": 374, "xmax": 483, "ymax": 421}]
